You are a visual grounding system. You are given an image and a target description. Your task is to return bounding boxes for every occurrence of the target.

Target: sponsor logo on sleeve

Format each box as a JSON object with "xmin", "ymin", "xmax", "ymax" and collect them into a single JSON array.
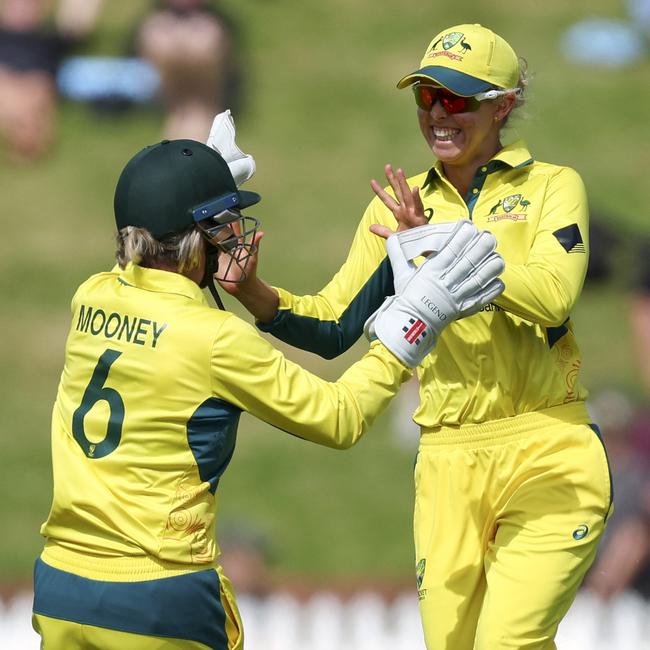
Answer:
[{"xmin": 553, "ymin": 224, "xmax": 586, "ymax": 254}]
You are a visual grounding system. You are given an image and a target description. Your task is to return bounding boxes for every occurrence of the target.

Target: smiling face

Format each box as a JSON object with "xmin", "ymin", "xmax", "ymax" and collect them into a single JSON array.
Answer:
[{"xmin": 417, "ymin": 91, "xmax": 516, "ymax": 171}]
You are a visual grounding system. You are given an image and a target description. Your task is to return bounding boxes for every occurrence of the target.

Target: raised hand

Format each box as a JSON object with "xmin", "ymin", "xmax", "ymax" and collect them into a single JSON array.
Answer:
[
  {"xmin": 369, "ymin": 164, "xmax": 429, "ymax": 239},
  {"xmin": 216, "ymin": 227, "xmax": 264, "ymax": 296}
]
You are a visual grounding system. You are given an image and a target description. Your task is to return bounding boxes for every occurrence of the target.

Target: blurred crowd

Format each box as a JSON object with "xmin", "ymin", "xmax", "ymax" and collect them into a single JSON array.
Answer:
[
  {"xmin": 0, "ymin": 0, "xmax": 102, "ymax": 160},
  {"xmin": 131, "ymin": 0, "xmax": 242, "ymax": 140},
  {"xmin": 0, "ymin": 0, "xmax": 243, "ymax": 162},
  {"xmin": 581, "ymin": 219, "xmax": 650, "ymax": 602},
  {"xmin": 583, "ymin": 389, "xmax": 650, "ymax": 601}
]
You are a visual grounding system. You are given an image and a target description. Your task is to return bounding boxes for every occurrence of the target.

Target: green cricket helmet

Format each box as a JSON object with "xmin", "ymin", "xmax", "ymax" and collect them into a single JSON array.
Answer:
[{"xmin": 114, "ymin": 139, "xmax": 261, "ymax": 302}]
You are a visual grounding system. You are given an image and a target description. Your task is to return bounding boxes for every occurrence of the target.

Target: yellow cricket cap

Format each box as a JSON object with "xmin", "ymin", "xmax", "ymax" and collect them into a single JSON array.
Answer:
[{"xmin": 397, "ymin": 24, "xmax": 520, "ymax": 96}]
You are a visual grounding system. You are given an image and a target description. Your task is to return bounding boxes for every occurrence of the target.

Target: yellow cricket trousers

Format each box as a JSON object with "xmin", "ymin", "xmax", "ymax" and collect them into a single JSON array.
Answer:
[{"xmin": 414, "ymin": 402, "xmax": 612, "ymax": 650}]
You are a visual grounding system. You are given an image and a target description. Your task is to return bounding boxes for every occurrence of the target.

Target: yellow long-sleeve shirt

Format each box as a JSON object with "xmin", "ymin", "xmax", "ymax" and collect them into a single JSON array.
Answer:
[
  {"xmin": 259, "ymin": 140, "xmax": 590, "ymax": 428},
  {"xmin": 41, "ymin": 262, "xmax": 411, "ymax": 578}
]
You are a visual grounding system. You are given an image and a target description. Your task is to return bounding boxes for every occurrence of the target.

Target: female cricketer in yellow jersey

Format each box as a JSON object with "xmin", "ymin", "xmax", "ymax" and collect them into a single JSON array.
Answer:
[
  {"xmin": 32, "ymin": 138, "xmax": 506, "ymax": 649},
  {"xmin": 222, "ymin": 23, "xmax": 613, "ymax": 650}
]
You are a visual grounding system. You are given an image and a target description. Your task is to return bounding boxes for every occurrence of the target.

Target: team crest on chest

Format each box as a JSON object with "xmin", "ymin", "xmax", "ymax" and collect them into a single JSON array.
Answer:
[
  {"xmin": 502, "ymin": 194, "xmax": 522, "ymax": 212},
  {"xmin": 486, "ymin": 193, "xmax": 531, "ymax": 222}
]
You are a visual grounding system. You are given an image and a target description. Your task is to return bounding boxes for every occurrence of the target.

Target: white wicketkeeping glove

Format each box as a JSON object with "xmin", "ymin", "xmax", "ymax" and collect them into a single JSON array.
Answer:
[
  {"xmin": 206, "ymin": 109, "xmax": 256, "ymax": 187},
  {"xmin": 389, "ymin": 220, "xmax": 474, "ymax": 293},
  {"xmin": 365, "ymin": 222, "xmax": 505, "ymax": 367}
]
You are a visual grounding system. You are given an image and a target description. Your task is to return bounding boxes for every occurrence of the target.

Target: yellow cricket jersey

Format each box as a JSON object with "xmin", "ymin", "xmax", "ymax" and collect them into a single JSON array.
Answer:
[
  {"xmin": 259, "ymin": 140, "xmax": 590, "ymax": 428},
  {"xmin": 41, "ymin": 262, "xmax": 411, "ymax": 578}
]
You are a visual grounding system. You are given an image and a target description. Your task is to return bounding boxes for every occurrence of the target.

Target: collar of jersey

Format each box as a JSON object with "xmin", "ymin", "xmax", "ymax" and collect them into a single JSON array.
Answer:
[
  {"xmin": 117, "ymin": 263, "xmax": 207, "ymax": 304},
  {"xmin": 423, "ymin": 139, "xmax": 533, "ymax": 189}
]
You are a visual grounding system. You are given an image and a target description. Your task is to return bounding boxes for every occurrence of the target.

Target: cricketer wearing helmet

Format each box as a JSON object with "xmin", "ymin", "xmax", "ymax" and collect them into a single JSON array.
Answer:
[{"xmin": 32, "ymin": 137, "xmax": 505, "ymax": 649}]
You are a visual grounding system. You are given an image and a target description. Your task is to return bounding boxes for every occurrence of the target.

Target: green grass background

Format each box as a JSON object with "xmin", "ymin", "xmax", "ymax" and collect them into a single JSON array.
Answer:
[{"xmin": 1, "ymin": 0, "xmax": 648, "ymax": 583}]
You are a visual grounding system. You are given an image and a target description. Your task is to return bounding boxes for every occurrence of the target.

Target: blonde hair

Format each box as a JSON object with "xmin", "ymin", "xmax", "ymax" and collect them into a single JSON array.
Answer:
[
  {"xmin": 501, "ymin": 57, "xmax": 530, "ymax": 127},
  {"xmin": 115, "ymin": 226, "xmax": 204, "ymax": 272},
  {"xmin": 513, "ymin": 57, "xmax": 529, "ymax": 110}
]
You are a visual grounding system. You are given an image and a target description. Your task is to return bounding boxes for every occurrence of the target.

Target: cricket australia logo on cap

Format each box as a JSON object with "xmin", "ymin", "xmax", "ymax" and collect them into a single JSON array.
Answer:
[
  {"xmin": 403, "ymin": 318, "xmax": 427, "ymax": 345},
  {"xmin": 487, "ymin": 193, "xmax": 531, "ymax": 222},
  {"xmin": 427, "ymin": 31, "xmax": 472, "ymax": 60},
  {"xmin": 442, "ymin": 32, "xmax": 463, "ymax": 50}
]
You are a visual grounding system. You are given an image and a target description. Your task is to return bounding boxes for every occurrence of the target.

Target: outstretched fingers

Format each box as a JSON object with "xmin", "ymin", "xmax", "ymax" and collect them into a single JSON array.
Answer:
[
  {"xmin": 370, "ymin": 174, "xmax": 400, "ymax": 212},
  {"xmin": 393, "ymin": 167, "xmax": 426, "ymax": 228},
  {"xmin": 370, "ymin": 164, "xmax": 429, "ymax": 234}
]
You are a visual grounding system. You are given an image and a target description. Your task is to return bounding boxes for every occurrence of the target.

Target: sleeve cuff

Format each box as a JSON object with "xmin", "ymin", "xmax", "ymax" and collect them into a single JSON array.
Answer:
[{"xmin": 256, "ymin": 309, "xmax": 287, "ymax": 333}]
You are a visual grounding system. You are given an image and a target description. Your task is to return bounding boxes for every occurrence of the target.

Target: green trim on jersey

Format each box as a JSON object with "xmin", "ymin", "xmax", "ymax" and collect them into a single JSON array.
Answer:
[
  {"xmin": 262, "ymin": 140, "xmax": 590, "ymax": 428},
  {"xmin": 258, "ymin": 257, "xmax": 394, "ymax": 358},
  {"xmin": 187, "ymin": 398, "xmax": 241, "ymax": 495},
  {"xmin": 33, "ymin": 559, "xmax": 228, "ymax": 648}
]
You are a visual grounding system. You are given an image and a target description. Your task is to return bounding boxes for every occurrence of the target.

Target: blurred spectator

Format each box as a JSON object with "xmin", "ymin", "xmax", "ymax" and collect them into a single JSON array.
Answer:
[
  {"xmin": 629, "ymin": 237, "xmax": 650, "ymax": 394},
  {"xmin": 584, "ymin": 214, "xmax": 650, "ymax": 397},
  {"xmin": 133, "ymin": 0, "xmax": 243, "ymax": 141},
  {"xmin": 628, "ymin": 0, "xmax": 650, "ymax": 36},
  {"xmin": 219, "ymin": 524, "xmax": 274, "ymax": 598},
  {"xmin": 585, "ymin": 389, "xmax": 650, "ymax": 601},
  {"xmin": 560, "ymin": 1, "xmax": 650, "ymax": 68},
  {"xmin": 560, "ymin": 17, "xmax": 647, "ymax": 67},
  {"xmin": 584, "ymin": 215, "xmax": 624, "ymax": 286},
  {"xmin": 0, "ymin": 0, "xmax": 103, "ymax": 161}
]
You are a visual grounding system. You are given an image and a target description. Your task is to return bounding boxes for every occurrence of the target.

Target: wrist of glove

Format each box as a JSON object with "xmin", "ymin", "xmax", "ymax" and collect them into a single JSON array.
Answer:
[
  {"xmin": 365, "ymin": 221, "xmax": 505, "ymax": 368},
  {"xmin": 364, "ymin": 290, "xmax": 450, "ymax": 368}
]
